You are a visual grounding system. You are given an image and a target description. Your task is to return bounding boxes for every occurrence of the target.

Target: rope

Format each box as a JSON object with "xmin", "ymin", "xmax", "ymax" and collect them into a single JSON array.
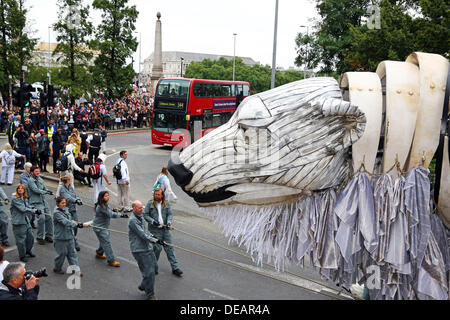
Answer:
[
  {"xmin": 9, "ymin": 194, "xmax": 355, "ymax": 299},
  {"xmin": 354, "ymin": 154, "xmax": 408, "ymax": 179},
  {"xmin": 76, "ymin": 222, "xmax": 348, "ymax": 300},
  {"xmin": 172, "ymin": 226, "xmax": 361, "ymax": 300}
]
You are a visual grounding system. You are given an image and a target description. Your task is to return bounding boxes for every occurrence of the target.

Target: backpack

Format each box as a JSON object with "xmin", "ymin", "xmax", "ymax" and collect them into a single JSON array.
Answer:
[
  {"xmin": 89, "ymin": 161, "xmax": 102, "ymax": 180},
  {"xmin": 112, "ymin": 159, "xmax": 123, "ymax": 180},
  {"xmin": 5, "ymin": 152, "xmax": 16, "ymax": 166},
  {"xmin": 55, "ymin": 153, "xmax": 69, "ymax": 171}
]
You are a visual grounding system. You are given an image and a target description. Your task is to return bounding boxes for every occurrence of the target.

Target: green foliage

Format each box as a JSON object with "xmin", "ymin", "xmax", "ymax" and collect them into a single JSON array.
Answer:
[
  {"xmin": 91, "ymin": 0, "xmax": 138, "ymax": 98},
  {"xmin": 184, "ymin": 58, "xmax": 305, "ymax": 94},
  {"xmin": 346, "ymin": 0, "xmax": 449, "ymax": 71},
  {"xmin": 0, "ymin": 0, "xmax": 37, "ymax": 99},
  {"xmin": 295, "ymin": 0, "xmax": 449, "ymax": 74},
  {"xmin": 295, "ymin": 0, "xmax": 371, "ymax": 75},
  {"xmin": 53, "ymin": 0, "xmax": 94, "ymax": 103}
]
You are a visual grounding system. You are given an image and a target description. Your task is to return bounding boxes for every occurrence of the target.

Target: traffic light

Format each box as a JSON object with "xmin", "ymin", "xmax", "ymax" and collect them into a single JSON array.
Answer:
[
  {"xmin": 47, "ymin": 85, "xmax": 59, "ymax": 107},
  {"xmin": 40, "ymin": 83, "xmax": 48, "ymax": 108},
  {"xmin": 20, "ymin": 82, "xmax": 33, "ymax": 108},
  {"xmin": 12, "ymin": 84, "xmax": 21, "ymax": 107}
]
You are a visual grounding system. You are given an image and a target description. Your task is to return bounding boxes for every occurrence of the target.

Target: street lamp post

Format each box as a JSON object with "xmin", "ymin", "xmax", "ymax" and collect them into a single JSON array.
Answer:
[
  {"xmin": 48, "ymin": 26, "xmax": 51, "ymax": 84},
  {"xmin": 180, "ymin": 57, "xmax": 184, "ymax": 77},
  {"xmin": 8, "ymin": 75, "xmax": 12, "ymax": 108},
  {"xmin": 270, "ymin": 0, "xmax": 279, "ymax": 89},
  {"xmin": 134, "ymin": 31, "xmax": 142, "ymax": 87},
  {"xmin": 300, "ymin": 25, "xmax": 309, "ymax": 79},
  {"xmin": 233, "ymin": 33, "xmax": 237, "ymax": 81}
]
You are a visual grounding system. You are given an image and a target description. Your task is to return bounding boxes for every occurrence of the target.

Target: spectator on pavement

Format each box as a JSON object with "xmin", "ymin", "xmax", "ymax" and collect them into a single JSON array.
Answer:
[
  {"xmin": 86, "ymin": 129, "xmax": 102, "ymax": 164},
  {"xmin": 74, "ymin": 152, "xmax": 92, "ymax": 187},
  {"xmin": 55, "ymin": 144, "xmax": 84, "ymax": 197},
  {"xmin": 0, "ymin": 143, "xmax": 25, "ymax": 185},
  {"xmin": 91, "ymin": 153, "xmax": 111, "ymax": 204},
  {"xmin": 115, "ymin": 150, "xmax": 131, "ymax": 213},
  {"xmin": 52, "ymin": 128, "xmax": 64, "ymax": 174},
  {"xmin": 153, "ymin": 166, "xmax": 178, "ymax": 202},
  {"xmin": 13, "ymin": 125, "xmax": 30, "ymax": 168},
  {"xmin": 0, "ymin": 262, "xmax": 40, "ymax": 300},
  {"xmin": 37, "ymin": 130, "xmax": 50, "ymax": 173}
]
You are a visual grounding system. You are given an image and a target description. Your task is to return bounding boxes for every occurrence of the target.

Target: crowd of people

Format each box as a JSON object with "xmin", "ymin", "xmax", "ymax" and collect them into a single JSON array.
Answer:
[
  {"xmin": 0, "ymin": 136, "xmax": 182, "ymax": 300},
  {"xmin": 0, "ymin": 94, "xmax": 154, "ymax": 134}
]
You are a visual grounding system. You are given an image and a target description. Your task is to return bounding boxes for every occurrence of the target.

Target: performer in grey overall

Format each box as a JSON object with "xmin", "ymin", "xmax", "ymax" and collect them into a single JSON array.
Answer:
[
  {"xmin": 128, "ymin": 200, "xmax": 164, "ymax": 300},
  {"xmin": 143, "ymin": 188, "xmax": 183, "ymax": 277},
  {"xmin": 27, "ymin": 166, "xmax": 53, "ymax": 245}
]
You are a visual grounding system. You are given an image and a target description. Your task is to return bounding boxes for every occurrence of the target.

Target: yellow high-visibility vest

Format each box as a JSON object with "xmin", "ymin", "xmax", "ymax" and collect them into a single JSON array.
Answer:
[{"xmin": 47, "ymin": 126, "xmax": 55, "ymax": 140}]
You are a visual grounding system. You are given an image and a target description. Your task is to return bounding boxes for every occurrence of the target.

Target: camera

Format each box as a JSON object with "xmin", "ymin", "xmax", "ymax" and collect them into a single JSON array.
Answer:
[{"xmin": 25, "ymin": 268, "xmax": 48, "ymax": 280}]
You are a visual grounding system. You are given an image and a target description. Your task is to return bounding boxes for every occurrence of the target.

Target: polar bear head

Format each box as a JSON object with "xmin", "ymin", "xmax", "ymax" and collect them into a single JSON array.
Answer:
[{"xmin": 169, "ymin": 78, "xmax": 366, "ymax": 207}]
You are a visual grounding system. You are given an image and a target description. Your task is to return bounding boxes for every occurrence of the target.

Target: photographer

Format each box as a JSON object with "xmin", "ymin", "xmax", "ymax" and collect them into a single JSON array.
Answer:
[{"xmin": 0, "ymin": 262, "xmax": 40, "ymax": 300}]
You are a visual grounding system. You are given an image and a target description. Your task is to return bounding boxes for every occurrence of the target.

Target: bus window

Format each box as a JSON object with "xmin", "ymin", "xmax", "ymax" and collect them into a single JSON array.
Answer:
[
  {"xmin": 153, "ymin": 111, "xmax": 186, "ymax": 133},
  {"xmin": 243, "ymin": 84, "xmax": 250, "ymax": 96},
  {"xmin": 212, "ymin": 114, "xmax": 222, "ymax": 127},
  {"xmin": 203, "ymin": 112, "xmax": 213, "ymax": 129},
  {"xmin": 221, "ymin": 85, "xmax": 232, "ymax": 97},
  {"xmin": 236, "ymin": 84, "xmax": 243, "ymax": 96},
  {"xmin": 156, "ymin": 80, "xmax": 190, "ymax": 98}
]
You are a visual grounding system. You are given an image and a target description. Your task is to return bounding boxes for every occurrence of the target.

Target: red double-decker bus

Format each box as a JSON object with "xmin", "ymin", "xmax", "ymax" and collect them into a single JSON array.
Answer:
[{"xmin": 151, "ymin": 78, "xmax": 251, "ymax": 147}]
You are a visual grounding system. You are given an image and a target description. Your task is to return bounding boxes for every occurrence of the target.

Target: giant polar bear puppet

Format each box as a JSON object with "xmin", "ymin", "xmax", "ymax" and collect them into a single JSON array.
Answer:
[{"xmin": 169, "ymin": 52, "xmax": 450, "ymax": 300}]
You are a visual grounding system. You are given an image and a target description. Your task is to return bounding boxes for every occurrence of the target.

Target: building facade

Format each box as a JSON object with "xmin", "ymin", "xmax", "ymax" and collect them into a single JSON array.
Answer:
[
  {"xmin": 142, "ymin": 51, "xmax": 259, "ymax": 85},
  {"xmin": 31, "ymin": 42, "xmax": 98, "ymax": 68}
]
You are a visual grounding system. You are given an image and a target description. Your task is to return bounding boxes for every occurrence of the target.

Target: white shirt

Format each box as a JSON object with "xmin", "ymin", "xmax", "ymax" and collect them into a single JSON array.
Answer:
[
  {"xmin": 116, "ymin": 158, "xmax": 130, "ymax": 184},
  {"xmin": 64, "ymin": 151, "xmax": 82, "ymax": 172},
  {"xmin": 156, "ymin": 202, "xmax": 163, "ymax": 227},
  {"xmin": 0, "ymin": 261, "xmax": 10, "ymax": 283},
  {"xmin": 0, "ymin": 150, "xmax": 22, "ymax": 167}
]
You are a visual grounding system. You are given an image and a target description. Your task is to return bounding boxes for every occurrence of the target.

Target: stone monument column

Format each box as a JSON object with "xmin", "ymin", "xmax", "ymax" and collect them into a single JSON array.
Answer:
[{"xmin": 150, "ymin": 12, "xmax": 163, "ymax": 95}]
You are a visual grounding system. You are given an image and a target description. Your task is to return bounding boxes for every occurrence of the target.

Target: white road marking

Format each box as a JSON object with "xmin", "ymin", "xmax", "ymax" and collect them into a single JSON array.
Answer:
[
  {"xmin": 4, "ymin": 245, "xmax": 17, "ymax": 253},
  {"xmin": 226, "ymin": 260, "xmax": 354, "ymax": 300},
  {"xmin": 106, "ymin": 187, "xmax": 118, "ymax": 197},
  {"xmin": 203, "ymin": 288, "xmax": 237, "ymax": 300}
]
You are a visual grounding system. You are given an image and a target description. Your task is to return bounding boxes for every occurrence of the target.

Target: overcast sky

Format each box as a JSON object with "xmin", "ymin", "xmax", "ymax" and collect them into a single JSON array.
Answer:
[{"xmin": 27, "ymin": 0, "xmax": 318, "ymax": 71}]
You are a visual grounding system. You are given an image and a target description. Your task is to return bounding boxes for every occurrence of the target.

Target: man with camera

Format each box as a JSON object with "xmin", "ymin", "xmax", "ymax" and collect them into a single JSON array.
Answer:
[{"xmin": 0, "ymin": 262, "xmax": 40, "ymax": 300}]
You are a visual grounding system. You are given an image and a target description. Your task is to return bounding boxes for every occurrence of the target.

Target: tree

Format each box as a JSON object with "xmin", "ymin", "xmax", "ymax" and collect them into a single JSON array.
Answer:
[
  {"xmin": 53, "ymin": 0, "xmax": 94, "ymax": 104},
  {"xmin": 91, "ymin": 0, "xmax": 138, "ymax": 98},
  {"xmin": 346, "ymin": 0, "xmax": 449, "ymax": 71},
  {"xmin": 0, "ymin": 0, "xmax": 37, "ymax": 102},
  {"xmin": 295, "ymin": 0, "xmax": 371, "ymax": 75},
  {"xmin": 295, "ymin": 0, "xmax": 449, "ymax": 74}
]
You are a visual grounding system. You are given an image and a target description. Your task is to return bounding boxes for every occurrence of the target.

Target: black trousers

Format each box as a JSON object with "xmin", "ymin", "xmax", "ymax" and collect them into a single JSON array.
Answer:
[
  {"xmin": 53, "ymin": 148, "xmax": 61, "ymax": 172},
  {"xmin": 74, "ymin": 171, "xmax": 91, "ymax": 185},
  {"xmin": 88, "ymin": 147, "xmax": 100, "ymax": 164},
  {"xmin": 39, "ymin": 152, "xmax": 49, "ymax": 171}
]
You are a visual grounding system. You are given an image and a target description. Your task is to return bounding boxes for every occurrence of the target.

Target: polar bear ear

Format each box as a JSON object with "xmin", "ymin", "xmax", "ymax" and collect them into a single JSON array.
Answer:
[{"xmin": 314, "ymin": 97, "xmax": 367, "ymax": 148}]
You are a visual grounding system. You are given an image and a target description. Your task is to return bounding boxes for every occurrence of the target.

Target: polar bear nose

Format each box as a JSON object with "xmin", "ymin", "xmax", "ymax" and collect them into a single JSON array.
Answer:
[{"xmin": 168, "ymin": 154, "xmax": 193, "ymax": 188}]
